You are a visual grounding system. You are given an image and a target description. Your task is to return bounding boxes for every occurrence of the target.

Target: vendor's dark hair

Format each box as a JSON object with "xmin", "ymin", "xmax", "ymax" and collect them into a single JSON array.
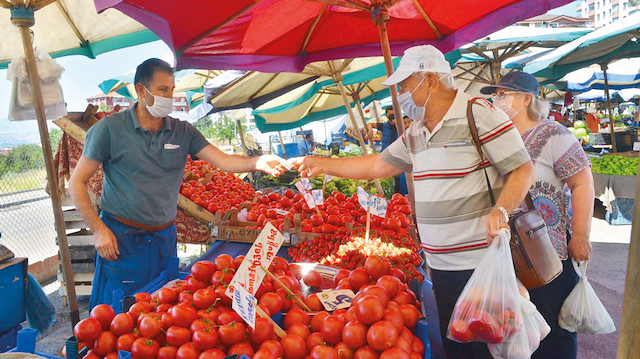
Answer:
[
  {"xmin": 384, "ymin": 106, "xmax": 393, "ymax": 113},
  {"xmin": 134, "ymin": 58, "xmax": 174, "ymax": 88},
  {"xmin": 305, "ymin": 133, "xmax": 313, "ymax": 139}
]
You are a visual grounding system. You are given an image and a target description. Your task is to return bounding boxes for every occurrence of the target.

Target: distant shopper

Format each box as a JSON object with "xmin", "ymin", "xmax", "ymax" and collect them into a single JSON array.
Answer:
[
  {"xmin": 369, "ymin": 106, "xmax": 399, "ymax": 151},
  {"xmin": 298, "ymin": 132, "xmax": 317, "ymax": 155},
  {"xmin": 482, "ymin": 71, "xmax": 594, "ymax": 359},
  {"xmin": 585, "ymin": 107, "xmax": 598, "ymax": 133}
]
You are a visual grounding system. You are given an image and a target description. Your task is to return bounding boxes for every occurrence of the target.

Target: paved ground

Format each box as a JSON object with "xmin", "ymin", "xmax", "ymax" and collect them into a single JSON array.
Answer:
[{"xmin": 15, "ymin": 205, "xmax": 635, "ymax": 358}]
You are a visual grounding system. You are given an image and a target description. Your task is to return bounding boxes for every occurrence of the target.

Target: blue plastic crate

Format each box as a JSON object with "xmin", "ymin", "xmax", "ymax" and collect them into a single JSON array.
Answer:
[
  {"xmin": 0, "ymin": 325, "xmax": 20, "ymax": 353},
  {"xmin": 0, "ymin": 258, "xmax": 27, "ymax": 333},
  {"xmin": 7, "ymin": 328, "xmax": 63, "ymax": 358},
  {"xmin": 606, "ymin": 198, "xmax": 634, "ymax": 225}
]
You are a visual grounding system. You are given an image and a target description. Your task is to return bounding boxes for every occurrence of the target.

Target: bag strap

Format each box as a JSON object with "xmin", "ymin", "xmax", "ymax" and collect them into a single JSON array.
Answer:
[{"xmin": 466, "ymin": 98, "xmax": 534, "ymax": 210}]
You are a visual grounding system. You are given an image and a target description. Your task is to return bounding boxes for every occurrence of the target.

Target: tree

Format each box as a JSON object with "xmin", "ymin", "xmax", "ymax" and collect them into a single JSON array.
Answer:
[
  {"xmin": 211, "ymin": 115, "xmax": 246, "ymax": 145},
  {"xmin": 49, "ymin": 128, "xmax": 63, "ymax": 153},
  {"xmin": 193, "ymin": 116, "xmax": 216, "ymax": 139}
]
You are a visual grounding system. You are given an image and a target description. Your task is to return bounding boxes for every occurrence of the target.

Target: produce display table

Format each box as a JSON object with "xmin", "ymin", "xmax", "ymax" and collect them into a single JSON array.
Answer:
[{"xmin": 593, "ymin": 172, "xmax": 636, "ymax": 225}]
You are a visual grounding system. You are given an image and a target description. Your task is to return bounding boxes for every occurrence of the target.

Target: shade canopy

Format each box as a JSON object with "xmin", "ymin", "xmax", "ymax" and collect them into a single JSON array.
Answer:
[
  {"xmin": 0, "ymin": 0, "xmax": 158, "ymax": 69},
  {"xmin": 94, "ymin": 0, "xmax": 573, "ymax": 73},
  {"xmin": 564, "ymin": 58, "xmax": 640, "ymax": 92}
]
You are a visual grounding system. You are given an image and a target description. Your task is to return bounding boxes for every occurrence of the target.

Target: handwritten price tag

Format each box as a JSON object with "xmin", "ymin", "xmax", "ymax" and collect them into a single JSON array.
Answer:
[
  {"xmin": 356, "ymin": 186, "xmax": 388, "ymax": 218},
  {"xmin": 323, "ymin": 175, "xmax": 333, "ymax": 185},
  {"xmin": 304, "ymin": 192, "xmax": 316, "ymax": 209},
  {"xmin": 357, "ymin": 186, "xmax": 370, "ymax": 210},
  {"xmin": 316, "ymin": 289, "xmax": 356, "ymax": 311},
  {"xmin": 312, "ymin": 189, "xmax": 324, "ymax": 206},
  {"xmin": 232, "ymin": 285, "xmax": 257, "ymax": 329},
  {"xmin": 226, "ymin": 222, "xmax": 284, "ymax": 298}
]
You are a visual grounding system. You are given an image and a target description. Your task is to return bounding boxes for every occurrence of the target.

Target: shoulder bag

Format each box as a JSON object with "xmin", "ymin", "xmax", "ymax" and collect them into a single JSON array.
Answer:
[{"xmin": 466, "ymin": 99, "xmax": 562, "ymax": 289}]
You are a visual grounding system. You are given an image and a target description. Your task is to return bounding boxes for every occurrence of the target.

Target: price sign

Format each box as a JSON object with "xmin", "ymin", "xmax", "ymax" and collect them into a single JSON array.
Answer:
[
  {"xmin": 226, "ymin": 222, "xmax": 285, "ymax": 298},
  {"xmin": 232, "ymin": 285, "xmax": 257, "ymax": 329},
  {"xmin": 274, "ymin": 208, "xmax": 290, "ymax": 216},
  {"xmin": 304, "ymin": 192, "xmax": 316, "ymax": 208},
  {"xmin": 357, "ymin": 186, "xmax": 388, "ymax": 218},
  {"xmin": 316, "ymin": 289, "xmax": 356, "ymax": 311},
  {"xmin": 312, "ymin": 189, "xmax": 324, "ymax": 206},
  {"xmin": 323, "ymin": 175, "xmax": 333, "ymax": 184},
  {"xmin": 357, "ymin": 186, "xmax": 370, "ymax": 210}
]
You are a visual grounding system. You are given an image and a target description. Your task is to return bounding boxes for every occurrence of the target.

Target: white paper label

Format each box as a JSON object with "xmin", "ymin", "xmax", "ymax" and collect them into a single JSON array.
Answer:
[
  {"xmin": 226, "ymin": 222, "xmax": 284, "ymax": 298},
  {"xmin": 304, "ymin": 192, "xmax": 316, "ymax": 209},
  {"xmin": 357, "ymin": 186, "xmax": 369, "ymax": 210},
  {"xmin": 316, "ymin": 289, "xmax": 356, "ymax": 311},
  {"xmin": 301, "ymin": 178, "xmax": 312, "ymax": 191},
  {"xmin": 312, "ymin": 189, "xmax": 324, "ymax": 206},
  {"xmin": 369, "ymin": 196, "xmax": 388, "ymax": 218},
  {"xmin": 634, "ymin": 142, "xmax": 640, "ymax": 151},
  {"xmin": 295, "ymin": 181, "xmax": 308, "ymax": 194},
  {"xmin": 323, "ymin": 175, "xmax": 333, "ymax": 184},
  {"xmin": 232, "ymin": 285, "xmax": 257, "ymax": 329},
  {"xmin": 274, "ymin": 208, "xmax": 290, "ymax": 216}
]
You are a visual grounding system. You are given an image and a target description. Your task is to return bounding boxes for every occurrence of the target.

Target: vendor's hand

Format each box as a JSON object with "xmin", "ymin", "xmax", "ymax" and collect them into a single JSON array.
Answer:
[
  {"xmin": 290, "ymin": 156, "xmax": 323, "ymax": 178},
  {"xmin": 568, "ymin": 236, "xmax": 592, "ymax": 262},
  {"xmin": 485, "ymin": 209, "xmax": 508, "ymax": 245},
  {"xmin": 256, "ymin": 155, "xmax": 288, "ymax": 177},
  {"xmin": 95, "ymin": 226, "xmax": 119, "ymax": 261}
]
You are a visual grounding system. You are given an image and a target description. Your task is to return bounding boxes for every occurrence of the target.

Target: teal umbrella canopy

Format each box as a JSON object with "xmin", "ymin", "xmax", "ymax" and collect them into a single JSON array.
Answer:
[
  {"xmin": 520, "ymin": 13, "xmax": 640, "ymax": 83},
  {"xmin": 0, "ymin": 0, "xmax": 159, "ymax": 69}
]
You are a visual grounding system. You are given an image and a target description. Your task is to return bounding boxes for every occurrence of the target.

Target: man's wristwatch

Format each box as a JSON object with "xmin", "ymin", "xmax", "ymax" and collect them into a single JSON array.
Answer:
[{"xmin": 492, "ymin": 206, "xmax": 510, "ymax": 224}]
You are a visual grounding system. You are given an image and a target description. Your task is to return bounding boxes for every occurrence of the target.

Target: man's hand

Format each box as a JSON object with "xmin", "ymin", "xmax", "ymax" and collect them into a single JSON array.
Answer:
[
  {"xmin": 290, "ymin": 156, "xmax": 324, "ymax": 178},
  {"xmin": 486, "ymin": 209, "xmax": 508, "ymax": 245},
  {"xmin": 95, "ymin": 226, "xmax": 120, "ymax": 261},
  {"xmin": 256, "ymin": 155, "xmax": 288, "ymax": 177},
  {"xmin": 568, "ymin": 236, "xmax": 592, "ymax": 262}
]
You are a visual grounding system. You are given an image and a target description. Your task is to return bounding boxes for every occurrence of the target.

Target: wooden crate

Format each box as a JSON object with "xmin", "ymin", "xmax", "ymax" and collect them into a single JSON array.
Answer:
[
  {"xmin": 57, "ymin": 244, "xmax": 96, "ymax": 305},
  {"xmin": 57, "ymin": 270, "xmax": 93, "ymax": 305}
]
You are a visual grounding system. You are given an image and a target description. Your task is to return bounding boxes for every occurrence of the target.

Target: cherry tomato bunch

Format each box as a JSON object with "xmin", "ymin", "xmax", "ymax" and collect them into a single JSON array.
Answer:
[
  {"xmin": 179, "ymin": 158, "xmax": 256, "ymax": 214},
  {"xmin": 71, "ymin": 254, "xmax": 426, "ymax": 359}
]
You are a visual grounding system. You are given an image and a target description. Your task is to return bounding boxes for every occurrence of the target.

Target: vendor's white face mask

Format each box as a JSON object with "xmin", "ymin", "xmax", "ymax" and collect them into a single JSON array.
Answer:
[{"xmin": 144, "ymin": 87, "xmax": 173, "ymax": 118}]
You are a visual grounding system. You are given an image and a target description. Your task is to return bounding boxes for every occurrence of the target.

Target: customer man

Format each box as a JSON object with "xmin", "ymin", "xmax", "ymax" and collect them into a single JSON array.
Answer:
[
  {"xmin": 69, "ymin": 58, "xmax": 287, "ymax": 309},
  {"xmin": 294, "ymin": 45, "xmax": 534, "ymax": 358},
  {"xmin": 370, "ymin": 106, "xmax": 399, "ymax": 150},
  {"xmin": 297, "ymin": 132, "xmax": 317, "ymax": 155}
]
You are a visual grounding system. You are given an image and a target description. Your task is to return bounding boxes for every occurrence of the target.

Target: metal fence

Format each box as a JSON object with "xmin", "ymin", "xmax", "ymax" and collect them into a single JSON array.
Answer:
[{"xmin": 0, "ymin": 147, "xmax": 59, "ymax": 264}]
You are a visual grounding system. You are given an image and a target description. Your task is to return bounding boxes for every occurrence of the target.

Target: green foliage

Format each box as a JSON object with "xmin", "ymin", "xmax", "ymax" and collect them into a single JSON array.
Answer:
[
  {"xmin": 308, "ymin": 174, "xmax": 395, "ymax": 199},
  {"xmin": 193, "ymin": 116, "xmax": 216, "ymax": 139},
  {"xmin": 49, "ymin": 128, "xmax": 63, "ymax": 152},
  {"xmin": 210, "ymin": 115, "xmax": 246, "ymax": 145},
  {"xmin": 590, "ymin": 155, "xmax": 639, "ymax": 176},
  {"xmin": 0, "ymin": 144, "xmax": 45, "ymax": 178}
]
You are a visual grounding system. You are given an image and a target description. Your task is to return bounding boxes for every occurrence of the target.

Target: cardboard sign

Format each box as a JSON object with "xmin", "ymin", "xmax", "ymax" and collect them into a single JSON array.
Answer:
[
  {"xmin": 316, "ymin": 289, "xmax": 356, "ymax": 311},
  {"xmin": 357, "ymin": 186, "xmax": 388, "ymax": 218},
  {"xmin": 226, "ymin": 222, "xmax": 285, "ymax": 298},
  {"xmin": 312, "ymin": 189, "xmax": 324, "ymax": 206},
  {"xmin": 232, "ymin": 285, "xmax": 257, "ymax": 329}
]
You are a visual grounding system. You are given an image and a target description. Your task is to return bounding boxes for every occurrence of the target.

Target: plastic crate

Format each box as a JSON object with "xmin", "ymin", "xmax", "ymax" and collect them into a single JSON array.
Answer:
[
  {"xmin": 0, "ymin": 258, "xmax": 27, "ymax": 333},
  {"xmin": 606, "ymin": 198, "xmax": 634, "ymax": 225},
  {"xmin": 0, "ymin": 325, "xmax": 20, "ymax": 353},
  {"xmin": 7, "ymin": 328, "xmax": 63, "ymax": 358}
]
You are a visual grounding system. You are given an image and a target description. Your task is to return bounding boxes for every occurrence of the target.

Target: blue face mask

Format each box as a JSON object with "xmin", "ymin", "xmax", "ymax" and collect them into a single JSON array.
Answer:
[{"xmin": 398, "ymin": 77, "xmax": 431, "ymax": 122}]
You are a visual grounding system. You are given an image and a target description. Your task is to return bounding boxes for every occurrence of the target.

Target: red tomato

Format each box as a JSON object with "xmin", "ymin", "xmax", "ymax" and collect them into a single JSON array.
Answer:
[
  {"xmin": 353, "ymin": 345, "xmax": 379, "ymax": 359},
  {"xmin": 190, "ymin": 319, "xmax": 215, "ymax": 334},
  {"xmin": 260, "ymin": 340, "xmax": 284, "ymax": 357},
  {"xmin": 361, "ymin": 285, "xmax": 390, "ymax": 308},
  {"xmin": 348, "ymin": 268, "xmax": 369, "ymax": 292},
  {"xmin": 156, "ymin": 303, "xmax": 172, "ymax": 313},
  {"xmin": 128, "ymin": 301, "xmax": 151, "ymax": 322},
  {"xmin": 355, "ymin": 296, "xmax": 384, "ymax": 325},
  {"xmin": 176, "ymin": 342, "xmax": 201, "ymax": 359},
  {"xmin": 166, "ymin": 326, "xmax": 192, "ymax": 347},
  {"xmin": 135, "ymin": 292, "xmax": 152, "ymax": 303},
  {"xmin": 303, "ymin": 270, "xmax": 323, "ymax": 287},
  {"xmin": 158, "ymin": 346, "xmax": 178, "ymax": 359},
  {"xmin": 92, "ymin": 331, "xmax": 116, "ymax": 357},
  {"xmin": 214, "ymin": 254, "xmax": 235, "ymax": 271},
  {"xmin": 304, "ymin": 294, "xmax": 324, "ymax": 312},
  {"xmin": 249, "ymin": 317, "xmax": 275, "ymax": 345},
  {"xmin": 191, "ymin": 261, "xmax": 216, "ymax": 282},
  {"xmin": 169, "ymin": 304, "xmax": 199, "ymax": 328},
  {"xmin": 131, "ymin": 338, "xmax": 160, "ymax": 359},
  {"xmin": 305, "ymin": 332, "xmax": 324, "ymax": 352},
  {"xmin": 449, "ymin": 319, "xmax": 473, "ymax": 343},
  {"xmin": 193, "ymin": 288, "xmax": 217, "ymax": 310},
  {"xmin": 283, "ymin": 308, "xmax": 311, "ymax": 329},
  {"xmin": 333, "ymin": 269, "xmax": 351, "ymax": 286},
  {"xmin": 139, "ymin": 315, "xmax": 163, "ymax": 338},
  {"xmin": 215, "ymin": 310, "xmax": 242, "ymax": 325},
  {"xmin": 198, "ymin": 348, "xmax": 226, "ymax": 359},
  {"xmin": 383, "ymin": 307, "xmax": 406, "ymax": 333},
  {"xmin": 281, "ymin": 334, "xmax": 307, "ymax": 359},
  {"xmin": 321, "ymin": 315, "xmax": 345, "ymax": 345},
  {"xmin": 380, "ymin": 347, "xmax": 410, "ymax": 359},
  {"xmin": 218, "ymin": 322, "xmax": 246, "ymax": 345},
  {"xmin": 228, "ymin": 342, "xmax": 254, "ymax": 357},
  {"xmin": 376, "ymin": 276, "xmax": 401, "ymax": 298},
  {"xmin": 73, "ymin": 318, "xmax": 102, "ymax": 344},
  {"xmin": 398, "ymin": 304, "xmax": 420, "ymax": 329},
  {"xmin": 310, "ymin": 311, "xmax": 329, "ymax": 333},
  {"xmin": 364, "ymin": 256, "xmax": 391, "ymax": 280},
  {"xmin": 367, "ymin": 321, "xmax": 398, "ymax": 351},
  {"xmin": 342, "ymin": 320, "xmax": 367, "ymax": 350},
  {"xmin": 116, "ymin": 333, "xmax": 136, "ymax": 352},
  {"xmin": 288, "ymin": 322, "xmax": 311, "ymax": 340},
  {"xmin": 197, "ymin": 307, "xmax": 220, "ymax": 322},
  {"xmin": 110, "ymin": 313, "xmax": 134, "ymax": 336},
  {"xmin": 89, "ymin": 304, "xmax": 115, "ymax": 331},
  {"xmin": 310, "ymin": 345, "xmax": 339, "ymax": 359},
  {"xmin": 192, "ymin": 329, "xmax": 219, "ymax": 350}
]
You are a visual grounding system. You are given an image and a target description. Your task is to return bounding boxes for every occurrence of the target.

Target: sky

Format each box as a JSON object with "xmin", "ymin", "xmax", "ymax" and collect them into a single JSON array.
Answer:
[{"xmin": 0, "ymin": 1, "xmax": 580, "ymax": 139}]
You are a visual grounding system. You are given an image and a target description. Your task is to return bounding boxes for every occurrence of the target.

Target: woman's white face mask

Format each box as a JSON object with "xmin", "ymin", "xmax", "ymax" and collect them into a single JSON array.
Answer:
[{"xmin": 493, "ymin": 94, "xmax": 524, "ymax": 119}]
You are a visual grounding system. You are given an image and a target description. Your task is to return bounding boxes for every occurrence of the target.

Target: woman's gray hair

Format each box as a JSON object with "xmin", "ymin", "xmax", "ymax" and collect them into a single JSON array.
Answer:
[
  {"xmin": 414, "ymin": 71, "xmax": 456, "ymax": 90},
  {"xmin": 527, "ymin": 95, "xmax": 551, "ymax": 121}
]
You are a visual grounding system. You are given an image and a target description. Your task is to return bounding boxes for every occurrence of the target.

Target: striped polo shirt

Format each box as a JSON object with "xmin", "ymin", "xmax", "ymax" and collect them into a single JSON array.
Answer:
[{"xmin": 380, "ymin": 89, "xmax": 530, "ymax": 270}]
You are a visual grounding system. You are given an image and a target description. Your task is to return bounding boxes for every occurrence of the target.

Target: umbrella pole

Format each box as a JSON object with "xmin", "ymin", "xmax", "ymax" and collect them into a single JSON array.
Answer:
[
  {"xmin": 375, "ymin": 9, "xmax": 416, "ymax": 207},
  {"xmin": 278, "ymin": 131, "xmax": 287, "ymax": 159},
  {"xmin": 601, "ymin": 63, "xmax": 618, "ymax": 152},
  {"xmin": 12, "ymin": 13, "xmax": 80, "ymax": 326},
  {"xmin": 336, "ymin": 80, "xmax": 385, "ymax": 195},
  {"xmin": 353, "ymin": 94, "xmax": 378, "ymax": 155},
  {"xmin": 617, "ymin": 153, "xmax": 640, "ymax": 357},
  {"xmin": 235, "ymin": 119, "xmax": 253, "ymax": 182}
]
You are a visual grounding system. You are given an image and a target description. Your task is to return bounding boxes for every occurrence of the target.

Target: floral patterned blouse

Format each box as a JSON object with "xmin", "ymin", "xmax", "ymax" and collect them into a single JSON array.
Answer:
[{"xmin": 519, "ymin": 121, "xmax": 591, "ymax": 260}]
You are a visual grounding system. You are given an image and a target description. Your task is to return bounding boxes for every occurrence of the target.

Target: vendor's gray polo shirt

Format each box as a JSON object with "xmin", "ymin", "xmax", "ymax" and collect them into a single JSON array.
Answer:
[{"xmin": 84, "ymin": 104, "xmax": 210, "ymax": 227}]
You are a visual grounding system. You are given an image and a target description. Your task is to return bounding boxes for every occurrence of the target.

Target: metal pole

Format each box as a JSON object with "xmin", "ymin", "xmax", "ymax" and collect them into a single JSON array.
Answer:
[
  {"xmin": 617, "ymin": 151, "xmax": 640, "ymax": 358},
  {"xmin": 336, "ymin": 81, "xmax": 385, "ymax": 195},
  {"xmin": 353, "ymin": 94, "xmax": 378, "ymax": 155},
  {"xmin": 374, "ymin": 7, "xmax": 416, "ymax": 208},
  {"xmin": 278, "ymin": 131, "xmax": 287, "ymax": 159},
  {"xmin": 235, "ymin": 119, "xmax": 253, "ymax": 182},
  {"xmin": 601, "ymin": 63, "xmax": 618, "ymax": 152},
  {"xmin": 12, "ymin": 12, "xmax": 80, "ymax": 326}
]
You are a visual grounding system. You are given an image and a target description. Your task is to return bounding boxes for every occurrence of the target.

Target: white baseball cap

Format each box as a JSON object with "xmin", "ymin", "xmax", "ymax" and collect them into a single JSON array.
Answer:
[{"xmin": 382, "ymin": 45, "xmax": 451, "ymax": 86}]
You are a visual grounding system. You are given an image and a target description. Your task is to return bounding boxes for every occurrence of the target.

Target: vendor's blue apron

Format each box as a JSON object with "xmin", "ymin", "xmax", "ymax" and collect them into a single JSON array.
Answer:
[{"xmin": 89, "ymin": 212, "xmax": 177, "ymax": 310}]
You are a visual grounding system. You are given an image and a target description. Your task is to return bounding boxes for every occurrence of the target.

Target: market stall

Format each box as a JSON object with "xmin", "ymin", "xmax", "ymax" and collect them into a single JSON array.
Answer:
[{"xmin": 591, "ymin": 153, "xmax": 639, "ymax": 225}]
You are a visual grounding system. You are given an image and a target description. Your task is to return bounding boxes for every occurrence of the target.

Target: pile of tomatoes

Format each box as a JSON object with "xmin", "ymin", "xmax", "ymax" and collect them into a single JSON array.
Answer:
[
  {"xmin": 71, "ymin": 254, "xmax": 426, "ymax": 359},
  {"xmin": 288, "ymin": 232, "xmax": 424, "ymax": 282},
  {"xmin": 179, "ymin": 158, "xmax": 256, "ymax": 214}
]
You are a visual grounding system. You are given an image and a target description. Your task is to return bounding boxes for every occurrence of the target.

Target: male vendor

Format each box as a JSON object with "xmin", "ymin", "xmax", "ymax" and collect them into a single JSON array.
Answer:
[{"xmin": 69, "ymin": 58, "xmax": 287, "ymax": 308}]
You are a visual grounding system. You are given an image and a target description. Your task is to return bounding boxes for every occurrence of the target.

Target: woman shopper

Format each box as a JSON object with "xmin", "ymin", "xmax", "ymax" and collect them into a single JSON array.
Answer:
[{"xmin": 481, "ymin": 71, "xmax": 594, "ymax": 359}]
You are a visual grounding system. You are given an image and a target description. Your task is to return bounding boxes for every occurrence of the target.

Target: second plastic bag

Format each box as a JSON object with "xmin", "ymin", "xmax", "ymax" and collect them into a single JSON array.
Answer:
[
  {"xmin": 447, "ymin": 229, "xmax": 523, "ymax": 344},
  {"xmin": 558, "ymin": 260, "xmax": 615, "ymax": 334}
]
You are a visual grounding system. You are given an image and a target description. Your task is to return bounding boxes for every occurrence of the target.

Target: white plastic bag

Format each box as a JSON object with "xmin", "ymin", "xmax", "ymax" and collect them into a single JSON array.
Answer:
[
  {"xmin": 447, "ymin": 229, "xmax": 523, "ymax": 344},
  {"xmin": 558, "ymin": 260, "xmax": 615, "ymax": 334},
  {"xmin": 488, "ymin": 297, "xmax": 551, "ymax": 359},
  {"xmin": 7, "ymin": 48, "xmax": 66, "ymax": 121}
]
